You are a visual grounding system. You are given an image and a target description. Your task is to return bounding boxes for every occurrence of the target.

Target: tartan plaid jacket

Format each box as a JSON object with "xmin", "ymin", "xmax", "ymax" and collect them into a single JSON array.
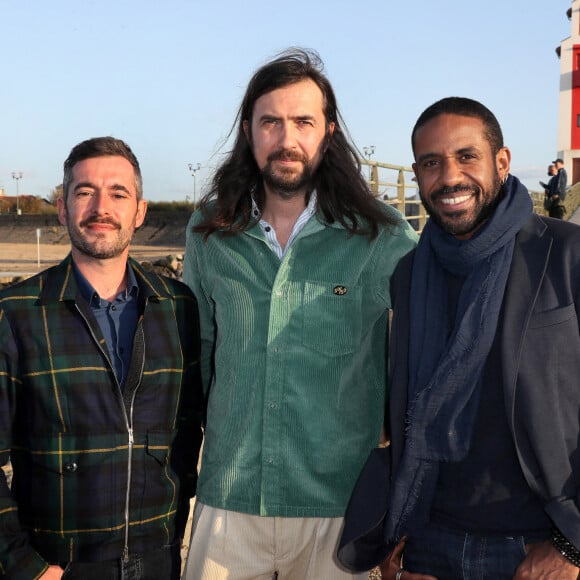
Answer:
[{"xmin": 0, "ymin": 255, "xmax": 202, "ymax": 580}]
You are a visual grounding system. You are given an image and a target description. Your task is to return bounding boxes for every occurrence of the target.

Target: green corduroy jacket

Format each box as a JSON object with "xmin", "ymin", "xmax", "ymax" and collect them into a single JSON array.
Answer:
[{"xmin": 184, "ymin": 205, "xmax": 417, "ymax": 518}]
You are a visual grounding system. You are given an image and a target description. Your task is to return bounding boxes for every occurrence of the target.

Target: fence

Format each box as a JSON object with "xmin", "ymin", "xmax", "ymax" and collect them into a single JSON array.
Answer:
[{"xmin": 360, "ymin": 159, "xmax": 428, "ymax": 232}]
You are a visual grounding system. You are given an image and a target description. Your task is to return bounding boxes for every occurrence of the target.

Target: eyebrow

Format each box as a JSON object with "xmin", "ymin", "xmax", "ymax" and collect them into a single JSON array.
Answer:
[
  {"xmin": 258, "ymin": 113, "xmax": 317, "ymax": 123},
  {"xmin": 416, "ymin": 146, "xmax": 480, "ymax": 164},
  {"xmin": 73, "ymin": 182, "xmax": 132, "ymax": 194}
]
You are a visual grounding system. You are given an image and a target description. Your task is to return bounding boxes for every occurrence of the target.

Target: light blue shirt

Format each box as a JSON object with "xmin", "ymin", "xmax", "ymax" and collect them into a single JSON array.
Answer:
[{"xmin": 251, "ymin": 192, "xmax": 318, "ymax": 259}]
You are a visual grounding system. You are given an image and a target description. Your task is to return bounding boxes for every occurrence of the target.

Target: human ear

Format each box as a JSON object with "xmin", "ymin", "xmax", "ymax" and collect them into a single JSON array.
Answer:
[{"xmin": 496, "ymin": 147, "xmax": 511, "ymax": 181}]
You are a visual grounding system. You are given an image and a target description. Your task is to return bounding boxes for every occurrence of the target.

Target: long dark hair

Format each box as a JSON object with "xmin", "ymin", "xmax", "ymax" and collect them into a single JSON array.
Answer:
[{"xmin": 195, "ymin": 48, "xmax": 398, "ymax": 238}]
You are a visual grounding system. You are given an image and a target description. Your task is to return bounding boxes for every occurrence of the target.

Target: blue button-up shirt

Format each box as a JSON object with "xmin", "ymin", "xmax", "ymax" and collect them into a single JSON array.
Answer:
[{"xmin": 74, "ymin": 263, "xmax": 139, "ymax": 389}]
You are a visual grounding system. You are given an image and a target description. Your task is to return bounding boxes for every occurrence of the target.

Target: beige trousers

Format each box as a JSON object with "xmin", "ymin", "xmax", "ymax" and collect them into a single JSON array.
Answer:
[{"xmin": 183, "ymin": 502, "xmax": 368, "ymax": 580}]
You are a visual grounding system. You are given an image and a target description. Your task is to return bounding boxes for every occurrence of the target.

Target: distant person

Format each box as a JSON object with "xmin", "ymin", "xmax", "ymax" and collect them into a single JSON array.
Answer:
[
  {"xmin": 0, "ymin": 137, "xmax": 202, "ymax": 579},
  {"xmin": 549, "ymin": 157, "xmax": 569, "ymax": 219},
  {"xmin": 339, "ymin": 97, "xmax": 580, "ymax": 579},
  {"xmin": 539, "ymin": 163, "xmax": 557, "ymax": 191},
  {"xmin": 182, "ymin": 48, "xmax": 417, "ymax": 579},
  {"xmin": 540, "ymin": 163, "xmax": 562, "ymax": 218}
]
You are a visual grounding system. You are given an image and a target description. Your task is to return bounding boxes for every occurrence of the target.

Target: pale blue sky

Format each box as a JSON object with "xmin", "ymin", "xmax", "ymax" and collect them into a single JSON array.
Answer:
[{"xmin": 0, "ymin": 0, "xmax": 572, "ymax": 201}]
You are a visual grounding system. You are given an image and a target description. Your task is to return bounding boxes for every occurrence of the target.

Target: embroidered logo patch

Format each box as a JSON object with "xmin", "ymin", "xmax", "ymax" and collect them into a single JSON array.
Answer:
[{"xmin": 333, "ymin": 285, "xmax": 348, "ymax": 295}]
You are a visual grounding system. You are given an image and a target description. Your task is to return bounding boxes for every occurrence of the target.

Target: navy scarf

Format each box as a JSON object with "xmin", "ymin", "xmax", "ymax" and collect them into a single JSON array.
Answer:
[{"xmin": 384, "ymin": 175, "xmax": 533, "ymax": 541}]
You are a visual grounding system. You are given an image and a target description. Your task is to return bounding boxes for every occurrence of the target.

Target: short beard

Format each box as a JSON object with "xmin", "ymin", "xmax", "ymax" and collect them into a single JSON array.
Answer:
[
  {"xmin": 421, "ymin": 173, "xmax": 503, "ymax": 237},
  {"xmin": 68, "ymin": 218, "xmax": 133, "ymax": 259},
  {"xmin": 260, "ymin": 149, "xmax": 315, "ymax": 199}
]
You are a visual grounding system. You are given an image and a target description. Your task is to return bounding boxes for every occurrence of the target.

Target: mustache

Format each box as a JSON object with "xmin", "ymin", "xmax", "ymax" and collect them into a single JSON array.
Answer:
[
  {"xmin": 80, "ymin": 217, "xmax": 121, "ymax": 229},
  {"xmin": 430, "ymin": 184, "xmax": 479, "ymax": 201},
  {"xmin": 267, "ymin": 149, "xmax": 308, "ymax": 164}
]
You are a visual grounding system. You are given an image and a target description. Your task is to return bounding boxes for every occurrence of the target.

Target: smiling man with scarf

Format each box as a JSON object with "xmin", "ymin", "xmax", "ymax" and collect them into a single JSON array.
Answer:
[{"xmin": 338, "ymin": 97, "xmax": 580, "ymax": 580}]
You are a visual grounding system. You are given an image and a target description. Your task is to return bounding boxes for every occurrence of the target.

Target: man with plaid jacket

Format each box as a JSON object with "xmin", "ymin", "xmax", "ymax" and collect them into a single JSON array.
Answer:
[{"xmin": 0, "ymin": 137, "xmax": 202, "ymax": 579}]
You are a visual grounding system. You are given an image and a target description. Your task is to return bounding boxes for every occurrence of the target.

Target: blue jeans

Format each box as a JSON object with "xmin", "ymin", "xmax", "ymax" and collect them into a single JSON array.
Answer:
[
  {"xmin": 60, "ymin": 542, "xmax": 180, "ymax": 580},
  {"xmin": 403, "ymin": 524, "xmax": 535, "ymax": 580}
]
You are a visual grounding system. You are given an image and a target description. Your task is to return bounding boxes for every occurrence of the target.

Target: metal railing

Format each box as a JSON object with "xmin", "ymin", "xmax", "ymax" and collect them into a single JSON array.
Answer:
[{"xmin": 360, "ymin": 159, "xmax": 428, "ymax": 232}]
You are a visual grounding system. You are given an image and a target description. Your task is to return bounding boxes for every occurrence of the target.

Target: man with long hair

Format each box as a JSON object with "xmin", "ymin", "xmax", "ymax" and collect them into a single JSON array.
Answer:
[{"xmin": 183, "ymin": 48, "xmax": 417, "ymax": 579}]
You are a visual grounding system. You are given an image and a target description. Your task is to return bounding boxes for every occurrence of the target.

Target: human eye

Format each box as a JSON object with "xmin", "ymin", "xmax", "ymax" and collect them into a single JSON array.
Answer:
[
  {"xmin": 421, "ymin": 159, "xmax": 439, "ymax": 169},
  {"xmin": 75, "ymin": 189, "xmax": 93, "ymax": 198},
  {"xmin": 111, "ymin": 188, "xmax": 130, "ymax": 200},
  {"xmin": 261, "ymin": 117, "xmax": 279, "ymax": 127},
  {"xmin": 459, "ymin": 150, "xmax": 479, "ymax": 162}
]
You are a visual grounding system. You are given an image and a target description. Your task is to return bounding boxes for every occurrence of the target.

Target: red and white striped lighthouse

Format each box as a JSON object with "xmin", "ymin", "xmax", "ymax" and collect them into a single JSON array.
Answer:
[{"xmin": 557, "ymin": 0, "xmax": 580, "ymax": 184}]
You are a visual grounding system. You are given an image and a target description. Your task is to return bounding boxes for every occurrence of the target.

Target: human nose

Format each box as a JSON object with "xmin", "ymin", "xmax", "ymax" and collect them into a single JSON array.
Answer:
[
  {"xmin": 89, "ymin": 191, "xmax": 112, "ymax": 214},
  {"xmin": 439, "ymin": 157, "xmax": 463, "ymax": 186},
  {"xmin": 278, "ymin": 122, "xmax": 297, "ymax": 149}
]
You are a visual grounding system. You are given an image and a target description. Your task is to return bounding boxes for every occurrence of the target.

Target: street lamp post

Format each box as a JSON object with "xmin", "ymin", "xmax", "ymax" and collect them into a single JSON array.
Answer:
[
  {"xmin": 363, "ymin": 146, "xmax": 375, "ymax": 159},
  {"xmin": 11, "ymin": 172, "xmax": 23, "ymax": 215},
  {"xmin": 363, "ymin": 146, "xmax": 375, "ymax": 181},
  {"xmin": 187, "ymin": 163, "xmax": 201, "ymax": 202}
]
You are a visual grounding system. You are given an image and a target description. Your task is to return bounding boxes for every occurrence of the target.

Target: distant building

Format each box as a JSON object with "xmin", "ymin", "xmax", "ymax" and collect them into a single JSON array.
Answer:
[{"xmin": 557, "ymin": 0, "xmax": 580, "ymax": 184}]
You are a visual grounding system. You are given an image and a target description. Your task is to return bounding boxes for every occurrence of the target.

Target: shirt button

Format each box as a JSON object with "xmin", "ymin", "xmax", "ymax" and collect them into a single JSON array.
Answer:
[
  {"xmin": 269, "ymin": 402, "xmax": 277, "ymax": 409},
  {"xmin": 63, "ymin": 462, "xmax": 78, "ymax": 473},
  {"xmin": 265, "ymin": 226, "xmax": 271, "ymax": 232},
  {"xmin": 275, "ymin": 290, "xmax": 283, "ymax": 297},
  {"xmin": 267, "ymin": 458, "xmax": 274, "ymax": 465},
  {"xmin": 111, "ymin": 305, "xmax": 117, "ymax": 311}
]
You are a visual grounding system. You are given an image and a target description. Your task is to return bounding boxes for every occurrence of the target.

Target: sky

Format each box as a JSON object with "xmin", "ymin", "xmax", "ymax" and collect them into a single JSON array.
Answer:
[{"xmin": 0, "ymin": 0, "xmax": 573, "ymax": 202}]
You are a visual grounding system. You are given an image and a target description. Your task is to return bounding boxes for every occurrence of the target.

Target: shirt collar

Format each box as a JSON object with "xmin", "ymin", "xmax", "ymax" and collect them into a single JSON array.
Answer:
[
  {"xmin": 251, "ymin": 190, "xmax": 318, "ymax": 221},
  {"xmin": 72, "ymin": 260, "xmax": 139, "ymax": 306}
]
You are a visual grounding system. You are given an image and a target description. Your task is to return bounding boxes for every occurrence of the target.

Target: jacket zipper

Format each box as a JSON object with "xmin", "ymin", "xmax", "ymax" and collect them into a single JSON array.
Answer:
[
  {"xmin": 123, "ymin": 347, "xmax": 145, "ymax": 562},
  {"xmin": 122, "ymin": 427, "xmax": 134, "ymax": 562},
  {"xmin": 74, "ymin": 304, "xmax": 145, "ymax": 562}
]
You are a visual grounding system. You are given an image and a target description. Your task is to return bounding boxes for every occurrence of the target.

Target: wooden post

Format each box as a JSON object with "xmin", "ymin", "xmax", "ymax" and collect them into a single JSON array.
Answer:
[{"xmin": 370, "ymin": 164, "xmax": 379, "ymax": 195}]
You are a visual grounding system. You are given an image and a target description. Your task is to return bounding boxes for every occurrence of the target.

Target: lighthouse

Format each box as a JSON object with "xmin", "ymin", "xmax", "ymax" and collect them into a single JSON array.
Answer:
[{"xmin": 557, "ymin": 0, "xmax": 580, "ymax": 184}]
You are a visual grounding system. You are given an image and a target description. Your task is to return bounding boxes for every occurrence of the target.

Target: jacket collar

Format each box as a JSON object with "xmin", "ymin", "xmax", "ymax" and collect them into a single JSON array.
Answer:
[
  {"xmin": 39, "ymin": 253, "xmax": 174, "ymax": 305},
  {"xmin": 500, "ymin": 213, "xmax": 551, "ymax": 398}
]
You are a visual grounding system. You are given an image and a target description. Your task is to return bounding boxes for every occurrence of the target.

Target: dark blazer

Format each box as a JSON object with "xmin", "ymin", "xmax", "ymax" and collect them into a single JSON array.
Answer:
[{"xmin": 340, "ymin": 213, "xmax": 580, "ymax": 571}]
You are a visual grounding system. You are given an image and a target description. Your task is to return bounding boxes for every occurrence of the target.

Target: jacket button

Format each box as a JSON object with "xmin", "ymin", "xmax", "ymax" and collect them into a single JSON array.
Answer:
[{"xmin": 63, "ymin": 462, "xmax": 78, "ymax": 473}]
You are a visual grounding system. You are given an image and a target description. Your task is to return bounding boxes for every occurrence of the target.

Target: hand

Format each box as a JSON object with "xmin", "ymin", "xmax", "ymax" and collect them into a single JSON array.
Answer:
[
  {"xmin": 378, "ymin": 537, "xmax": 437, "ymax": 580},
  {"xmin": 39, "ymin": 564, "xmax": 65, "ymax": 579},
  {"xmin": 514, "ymin": 540, "xmax": 579, "ymax": 579}
]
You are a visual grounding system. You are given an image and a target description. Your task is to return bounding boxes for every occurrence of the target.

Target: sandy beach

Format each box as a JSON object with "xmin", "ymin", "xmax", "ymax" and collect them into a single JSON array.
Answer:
[{"xmin": 0, "ymin": 242, "xmax": 184, "ymax": 278}]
